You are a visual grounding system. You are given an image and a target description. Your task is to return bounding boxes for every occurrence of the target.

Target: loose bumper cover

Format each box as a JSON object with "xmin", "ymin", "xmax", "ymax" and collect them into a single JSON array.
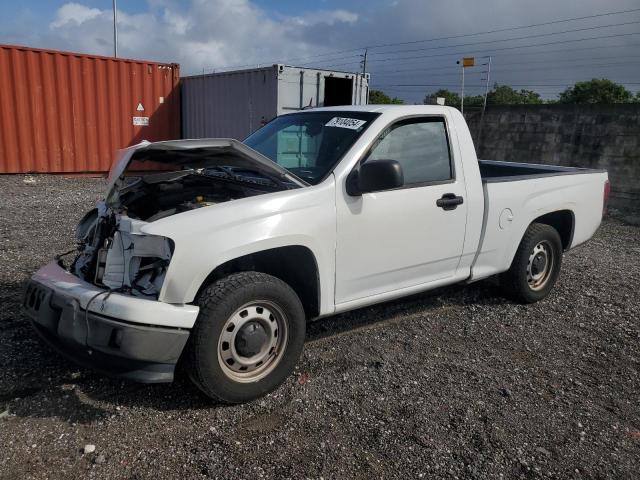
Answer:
[{"xmin": 22, "ymin": 262, "xmax": 200, "ymax": 383}]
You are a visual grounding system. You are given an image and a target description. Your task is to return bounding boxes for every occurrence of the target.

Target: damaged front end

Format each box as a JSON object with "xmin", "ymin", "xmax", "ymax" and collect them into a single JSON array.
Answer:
[
  {"xmin": 71, "ymin": 204, "xmax": 173, "ymax": 298},
  {"xmin": 64, "ymin": 138, "xmax": 305, "ymax": 299}
]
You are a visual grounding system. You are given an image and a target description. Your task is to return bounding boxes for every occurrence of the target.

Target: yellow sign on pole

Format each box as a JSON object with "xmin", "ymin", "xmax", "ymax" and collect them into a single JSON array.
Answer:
[{"xmin": 462, "ymin": 57, "xmax": 475, "ymax": 67}]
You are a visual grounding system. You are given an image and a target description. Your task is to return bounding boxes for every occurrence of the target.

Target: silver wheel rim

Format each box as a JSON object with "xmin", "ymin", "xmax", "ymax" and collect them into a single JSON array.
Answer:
[
  {"xmin": 217, "ymin": 301, "xmax": 288, "ymax": 383},
  {"xmin": 527, "ymin": 240, "xmax": 554, "ymax": 291}
]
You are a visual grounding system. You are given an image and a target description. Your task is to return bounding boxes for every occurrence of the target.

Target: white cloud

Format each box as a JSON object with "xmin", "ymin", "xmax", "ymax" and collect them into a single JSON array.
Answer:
[
  {"xmin": 50, "ymin": 3, "xmax": 101, "ymax": 29},
  {"xmin": 2, "ymin": 0, "xmax": 637, "ymax": 101},
  {"xmin": 288, "ymin": 9, "xmax": 359, "ymax": 27},
  {"xmin": 40, "ymin": 0, "xmax": 360, "ymax": 73},
  {"xmin": 163, "ymin": 9, "xmax": 189, "ymax": 35}
]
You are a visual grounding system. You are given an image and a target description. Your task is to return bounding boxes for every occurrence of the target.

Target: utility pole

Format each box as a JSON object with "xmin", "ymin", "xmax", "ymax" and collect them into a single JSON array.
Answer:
[
  {"xmin": 477, "ymin": 55, "xmax": 492, "ymax": 148},
  {"xmin": 482, "ymin": 56, "xmax": 492, "ymax": 112},
  {"xmin": 457, "ymin": 57, "xmax": 475, "ymax": 115},
  {"xmin": 461, "ymin": 64, "xmax": 465, "ymax": 114},
  {"xmin": 112, "ymin": 0, "xmax": 118, "ymax": 58},
  {"xmin": 456, "ymin": 57, "xmax": 476, "ymax": 114},
  {"xmin": 360, "ymin": 48, "xmax": 368, "ymax": 75}
]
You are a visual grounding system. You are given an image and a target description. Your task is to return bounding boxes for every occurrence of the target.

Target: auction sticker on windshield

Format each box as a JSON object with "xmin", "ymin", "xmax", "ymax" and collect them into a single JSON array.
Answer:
[{"xmin": 325, "ymin": 117, "xmax": 367, "ymax": 130}]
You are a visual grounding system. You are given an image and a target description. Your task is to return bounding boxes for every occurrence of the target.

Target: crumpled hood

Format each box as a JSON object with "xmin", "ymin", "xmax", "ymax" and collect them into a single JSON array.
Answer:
[{"xmin": 106, "ymin": 138, "xmax": 307, "ymax": 198}]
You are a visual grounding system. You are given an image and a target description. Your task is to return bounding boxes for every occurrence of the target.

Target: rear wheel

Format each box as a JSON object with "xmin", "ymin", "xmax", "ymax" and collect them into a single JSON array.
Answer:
[
  {"xmin": 501, "ymin": 223, "xmax": 563, "ymax": 303},
  {"xmin": 187, "ymin": 272, "xmax": 305, "ymax": 403}
]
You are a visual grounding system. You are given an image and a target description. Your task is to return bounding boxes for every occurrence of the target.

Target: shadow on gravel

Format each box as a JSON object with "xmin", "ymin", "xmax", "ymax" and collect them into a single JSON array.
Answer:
[
  {"xmin": 306, "ymin": 279, "xmax": 505, "ymax": 342},
  {"xmin": 1, "ymin": 278, "xmax": 217, "ymax": 421},
  {"xmin": 1, "ymin": 277, "xmax": 509, "ymax": 421}
]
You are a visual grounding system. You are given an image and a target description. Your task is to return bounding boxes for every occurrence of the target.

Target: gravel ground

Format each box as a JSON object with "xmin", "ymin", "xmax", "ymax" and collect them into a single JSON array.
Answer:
[{"xmin": 0, "ymin": 175, "xmax": 639, "ymax": 480}]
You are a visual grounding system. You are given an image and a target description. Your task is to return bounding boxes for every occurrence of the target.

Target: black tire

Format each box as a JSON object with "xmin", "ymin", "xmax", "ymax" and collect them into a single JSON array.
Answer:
[
  {"xmin": 187, "ymin": 272, "xmax": 305, "ymax": 404},
  {"xmin": 500, "ymin": 223, "xmax": 563, "ymax": 304}
]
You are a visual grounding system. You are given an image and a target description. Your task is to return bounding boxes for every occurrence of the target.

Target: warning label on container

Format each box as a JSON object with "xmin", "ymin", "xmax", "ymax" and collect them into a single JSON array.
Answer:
[
  {"xmin": 325, "ymin": 117, "xmax": 367, "ymax": 130},
  {"xmin": 133, "ymin": 116, "xmax": 149, "ymax": 126}
]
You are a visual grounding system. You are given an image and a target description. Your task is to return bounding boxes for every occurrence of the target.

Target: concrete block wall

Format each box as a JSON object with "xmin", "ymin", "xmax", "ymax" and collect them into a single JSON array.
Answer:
[{"xmin": 464, "ymin": 104, "xmax": 640, "ymax": 214}]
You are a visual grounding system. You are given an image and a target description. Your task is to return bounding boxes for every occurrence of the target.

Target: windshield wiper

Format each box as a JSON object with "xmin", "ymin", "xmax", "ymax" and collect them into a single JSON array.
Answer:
[{"xmin": 204, "ymin": 165, "xmax": 298, "ymax": 189}]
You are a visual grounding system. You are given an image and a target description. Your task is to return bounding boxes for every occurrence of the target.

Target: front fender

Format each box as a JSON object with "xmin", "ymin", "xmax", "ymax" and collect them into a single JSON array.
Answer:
[{"xmin": 141, "ymin": 179, "xmax": 337, "ymax": 314}]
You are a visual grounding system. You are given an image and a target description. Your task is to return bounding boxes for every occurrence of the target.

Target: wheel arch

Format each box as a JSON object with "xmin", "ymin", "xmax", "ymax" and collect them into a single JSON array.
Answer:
[
  {"xmin": 501, "ymin": 208, "xmax": 575, "ymax": 275},
  {"xmin": 530, "ymin": 209, "xmax": 575, "ymax": 251},
  {"xmin": 195, "ymin": 245, "xmax": 321, "ymax": 320}
]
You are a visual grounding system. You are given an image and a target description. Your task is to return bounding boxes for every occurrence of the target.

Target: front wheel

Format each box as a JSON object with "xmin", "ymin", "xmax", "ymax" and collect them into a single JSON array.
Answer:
[
  {"xmin": 501, "ymin": 223, "xmax": 563, "ymax": 303},
  {"xmin": 187, "ymin": 272, "xmax": 305, "ymax": 403}
]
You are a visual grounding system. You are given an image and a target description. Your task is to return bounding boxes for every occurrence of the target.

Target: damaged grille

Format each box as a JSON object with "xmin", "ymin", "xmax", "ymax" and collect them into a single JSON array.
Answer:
[
  {"xmin": 23, "ymin": 282, "xmax": 50, "ymax": 314},
  {"xmin": 70, "ymin": 203, "xmax": 173, "ymax": 299},
  {"xmin": 97, "ymin": 217, "xmax": 173, "ymax": 296}
]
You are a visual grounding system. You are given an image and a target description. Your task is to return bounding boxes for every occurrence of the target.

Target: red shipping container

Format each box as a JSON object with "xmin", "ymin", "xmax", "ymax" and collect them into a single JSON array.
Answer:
[{"xmin": 0, "ymin": 44, "xmax": 180, "ymax": 173}]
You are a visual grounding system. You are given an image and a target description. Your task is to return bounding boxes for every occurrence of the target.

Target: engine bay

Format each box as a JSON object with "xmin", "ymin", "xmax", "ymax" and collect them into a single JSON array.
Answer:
[
  {"xmin": 67, "ymin": 168, "xmax": 286, "ymax": 298},
  {"xmin": 114, "ymin": 168, "xmax": 280, "ymax": 221}
]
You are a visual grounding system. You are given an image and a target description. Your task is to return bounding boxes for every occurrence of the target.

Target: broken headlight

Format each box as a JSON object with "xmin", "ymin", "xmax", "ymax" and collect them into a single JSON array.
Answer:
[{"xmin": 96, "ymin": 216, "xmax": 173, "ymax": 298}]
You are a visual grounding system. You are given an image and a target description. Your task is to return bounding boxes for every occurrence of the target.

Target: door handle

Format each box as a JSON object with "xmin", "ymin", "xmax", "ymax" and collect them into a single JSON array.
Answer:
[{"xmin": 436, "ymin": 193, "xmax": 464, "ymax": 211}]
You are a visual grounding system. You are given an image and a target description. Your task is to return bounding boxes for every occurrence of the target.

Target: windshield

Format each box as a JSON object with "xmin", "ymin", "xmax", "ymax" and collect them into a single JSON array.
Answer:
[{"xmin": 243, "ymin": 111, "xmax": 380, "ymax": 185}]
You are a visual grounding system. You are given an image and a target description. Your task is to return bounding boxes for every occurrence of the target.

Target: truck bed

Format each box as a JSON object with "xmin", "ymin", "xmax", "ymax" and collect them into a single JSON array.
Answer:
[
  {"xmin": 479, "ymin": 159, "xmax": 605, "ymax": 183},
  {"xmin": 471, "ymin": 160, "xmax": 608, "ymax": 283}
]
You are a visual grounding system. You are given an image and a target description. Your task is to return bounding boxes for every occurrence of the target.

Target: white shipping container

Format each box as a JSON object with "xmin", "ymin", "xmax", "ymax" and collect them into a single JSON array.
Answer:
[{"xmin": 181, "ymin": 64, "xmax": 369, "ymax": 140}]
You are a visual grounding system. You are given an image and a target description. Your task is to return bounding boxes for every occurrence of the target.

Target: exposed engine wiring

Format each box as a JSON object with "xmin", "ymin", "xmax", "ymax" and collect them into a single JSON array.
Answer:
[{"xmin": 55, "ymin": 248, "xmax": 78, "ymax": 269}]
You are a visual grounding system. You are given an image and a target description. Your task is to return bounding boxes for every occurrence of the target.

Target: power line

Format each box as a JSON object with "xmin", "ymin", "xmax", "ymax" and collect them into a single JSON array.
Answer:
[
  {"xmin": 372, "ymin": 82, "xmax": 640, "ymax": 88},
  {"xmin": 319, "ymin": 31, "xmax": 640, "ymax": 69},
  {"xmin": 360, "ymin": 20, "xmax": 640, "ymax": 59},
  {"xmin": 197, "ymin": 7, "xmax": 640, "ymax": 73},
  {"xmin": 320, "ymin": 21, "xmax": 640, "ymax": 63},
  {"xmin": 300, "ymin": 7, "xmax": 640, "ymax": 64},
  {"xmin": 358, "ymin": 8, "xmax": 640, "ymax": 50},
  {"xmin": 487, "ymin": 62, "xmax": 637, "ymax": 74},
  {"xmin": 373, "ymin": 60, "xmax": 637, "ymax": 75},
  {"xmin": 480, "ymin": 53, "xmax": 640, "ymax": 67},
  {"xmin": 368, "ymin": 42, "xmax": 640, "ymax": 73},
  {"xmin": 370, "ymin": 58, "xmax": 640, "ymax": 77},
  {"xmin": 381, "ymin": 75, "xmax": 640, "ymax": 85},
  {"xmin": 373, "ymin": 79, "xmax": 640, "ymax": 86}
]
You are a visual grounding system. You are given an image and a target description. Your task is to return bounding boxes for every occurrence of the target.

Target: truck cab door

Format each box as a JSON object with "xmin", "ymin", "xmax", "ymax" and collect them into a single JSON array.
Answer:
[{"xmin": 335, "ymin": 116, "xmax": 468, "ymax": 306}]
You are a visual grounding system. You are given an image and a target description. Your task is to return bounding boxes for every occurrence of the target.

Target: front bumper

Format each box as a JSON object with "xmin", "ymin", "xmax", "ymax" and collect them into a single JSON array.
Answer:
[{"xmin": 22, "ymin": 262, "xmax": 200, "ymax": 383}]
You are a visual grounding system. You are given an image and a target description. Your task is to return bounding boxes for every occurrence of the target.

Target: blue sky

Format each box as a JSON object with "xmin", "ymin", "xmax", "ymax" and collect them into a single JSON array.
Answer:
[{"xmin": 2, "ymin": 0, "xmax": 639, "ymax": 102}]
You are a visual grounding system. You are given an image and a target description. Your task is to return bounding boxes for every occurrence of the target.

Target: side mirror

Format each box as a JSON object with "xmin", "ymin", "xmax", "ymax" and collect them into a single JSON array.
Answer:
[{"xmin": 346, "ymin": 159, "xmax": 404, "ymax": 196}]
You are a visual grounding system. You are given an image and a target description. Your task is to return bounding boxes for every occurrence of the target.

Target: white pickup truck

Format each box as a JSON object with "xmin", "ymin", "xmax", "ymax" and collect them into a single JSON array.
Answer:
[{"xmin": 24, "ymin": 105, "xmax": 609, "ymax": 403}]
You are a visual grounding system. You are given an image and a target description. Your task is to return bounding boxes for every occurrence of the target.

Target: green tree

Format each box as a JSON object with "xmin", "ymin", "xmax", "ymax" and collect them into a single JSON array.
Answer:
[
  {"xmin": 423, "ymin": 89, "xmax": 484, "ymax": 107},
  {"xmin": 424, "ymin": 85, "xmax": 540, "ymax": 107},
  {"xmin": 558, "ymin": 79, "xmax": 634, "ymax": 104},
  {"xmin": 464, "ymin": 94, "xmax": 485, "ymax": 107},
  {"xmin": 487, "ymin": 84, "xmax": 543, "ymax": 105},
  {"xmin": 423, "ymin": 89, "xmax": 461, "ymax": 106},
  {"xmin": 369, "ymin": 89, "xmax": 404, "ymax": 104}
]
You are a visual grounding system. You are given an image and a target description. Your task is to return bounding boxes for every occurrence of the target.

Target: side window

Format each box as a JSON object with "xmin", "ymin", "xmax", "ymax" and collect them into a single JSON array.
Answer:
[{"xmin": 365, "ymin": 118, "xmax": 452, "ymax": 185}]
